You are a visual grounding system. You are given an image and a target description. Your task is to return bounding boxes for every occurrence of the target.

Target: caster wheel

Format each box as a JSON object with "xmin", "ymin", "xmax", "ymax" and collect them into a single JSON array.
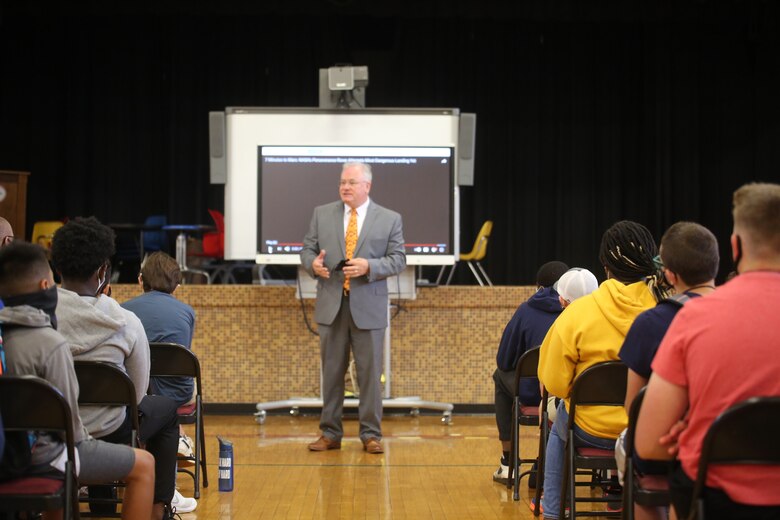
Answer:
[{"xmin": 254, "ymin": 410, "xmax": 267, "ymax": 424}]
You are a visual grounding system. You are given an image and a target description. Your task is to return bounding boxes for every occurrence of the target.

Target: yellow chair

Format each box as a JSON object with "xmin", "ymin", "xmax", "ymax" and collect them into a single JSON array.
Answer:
[
  {"xmin": 31, "ymin": 221, "xmax": 64, "ymax": 251},
  {"xmin": 445, "ymin": 220, "xmax": 493, "ymax": 286}
]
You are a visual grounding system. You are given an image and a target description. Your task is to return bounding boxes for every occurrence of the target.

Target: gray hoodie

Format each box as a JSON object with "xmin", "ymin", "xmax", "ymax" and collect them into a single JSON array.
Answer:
[
  {"xmin": 0, "ymin": 305, "xmax": 91, "ymax": 468},
  {"xmin": 56, "ymin": 287, "xmax": 150, "ymax": 438}
]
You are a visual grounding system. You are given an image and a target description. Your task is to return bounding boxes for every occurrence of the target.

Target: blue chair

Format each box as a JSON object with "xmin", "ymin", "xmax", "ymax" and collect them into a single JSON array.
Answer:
[{"xmin": 142, "ymin": 215, "xmax": 168, "ymax": 254}]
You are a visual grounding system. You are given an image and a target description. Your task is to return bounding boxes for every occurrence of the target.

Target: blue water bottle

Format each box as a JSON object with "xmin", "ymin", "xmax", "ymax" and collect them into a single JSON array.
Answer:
[{"xmin": 218, "ymin": 436, "xmax": 234, "ymax": 492}]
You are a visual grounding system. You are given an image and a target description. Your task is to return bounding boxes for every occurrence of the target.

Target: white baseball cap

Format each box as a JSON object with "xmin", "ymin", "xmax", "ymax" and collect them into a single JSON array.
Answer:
[{"xmin": 557, "ymin": 268, "xmax": 599, "ymax": 303}]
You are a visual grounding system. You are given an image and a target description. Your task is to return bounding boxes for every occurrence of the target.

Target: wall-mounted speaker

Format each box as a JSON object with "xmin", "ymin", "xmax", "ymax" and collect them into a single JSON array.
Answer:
[
  {"xmin": 457, "ymin": 113, "xmax": 476, "ymax": 186},
  {"xmin": 209, "ymin": 111, "xmax": 226, "ymax": 184}
]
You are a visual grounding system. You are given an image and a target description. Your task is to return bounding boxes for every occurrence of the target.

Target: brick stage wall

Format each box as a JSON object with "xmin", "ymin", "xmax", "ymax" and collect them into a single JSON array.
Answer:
[{"xmin": 112, "ymin": 284, "xmax": 537, "ymax": 405}]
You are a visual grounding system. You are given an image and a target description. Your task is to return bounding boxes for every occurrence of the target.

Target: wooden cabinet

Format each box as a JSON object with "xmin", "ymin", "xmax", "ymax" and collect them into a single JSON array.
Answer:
[{"xmin": 0, "ymin": 170, "xmax": 30, "ymax": 239}]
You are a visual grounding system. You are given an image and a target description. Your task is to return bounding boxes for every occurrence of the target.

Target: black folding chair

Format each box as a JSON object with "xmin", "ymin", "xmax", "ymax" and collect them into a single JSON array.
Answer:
[
  {"xmin": 74, "ymin": 360, "xmax": 140, "ymax": 517},
  {"xmin": 686, "ymin": 396, "xmax": 780, "ymax": 520},
  {"xmin": 149, "ymin": 342, "xmax": 208, "ymax": 498},
  {"xmin": 559, "ymin": 361, "xmax": 627, "ymax": 519},
  {"xmin": 0, "ymin": 375, "xmax": 80, "ymax": 520},
  {"xmin": 507, "ymin": 346, "xmax": 541, "ymax": 500},
  {"xmin": 621, "ymin": 387, "xmax": 670, "ymax": 520}
]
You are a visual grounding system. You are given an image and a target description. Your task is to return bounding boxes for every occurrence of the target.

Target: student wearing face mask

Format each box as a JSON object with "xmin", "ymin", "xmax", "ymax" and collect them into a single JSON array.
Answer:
[{"xmin": 51, "ymin": 216, "xmax": 190, "ymax": 519}]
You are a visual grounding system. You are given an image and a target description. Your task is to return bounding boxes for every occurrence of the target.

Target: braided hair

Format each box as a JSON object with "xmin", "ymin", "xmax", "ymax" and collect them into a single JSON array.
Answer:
[{"xmin": 598, "ymin": 220, "xmax": 666, "ymax": 301}]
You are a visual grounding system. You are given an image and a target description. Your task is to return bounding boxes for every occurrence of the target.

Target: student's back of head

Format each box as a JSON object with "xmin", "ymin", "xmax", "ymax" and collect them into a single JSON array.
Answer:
[
  {"xmin": 140, "ymin": 252, "xmax": 181, "ymax": 294},
  {"xmin": 556, "ymin": 268, "xmax": 599, "ymax": 307},
  {"xmin": 0, "ymin": 242, "xmax": 54, "ymax": 299},
  {"xmin": 660, "ymin": 222, "xmax": 719, "ymax": 286},
  {"xmin": 598, "ymin": 220, "xmax": 658, "ymax": 283},
  {"xmin": 51, "ymin": 216, "xmax": 115, "ymax": 282},
  {"xmin": 536, "ymin": 260, "xmax": 569, "ymax": 289},
  {"xmin": 599, "ymin": 220, "xmax": 665, "ymax": 300},
  {"xmin": 732, "ymin": 182, "xmax": 780, "ymax": 265}
]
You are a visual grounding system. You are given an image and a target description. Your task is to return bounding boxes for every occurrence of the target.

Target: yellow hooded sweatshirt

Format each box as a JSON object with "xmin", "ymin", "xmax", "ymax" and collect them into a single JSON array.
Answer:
[{"xmin": 538, "ymin": 278, "xmax": 656, "ymax": 438}]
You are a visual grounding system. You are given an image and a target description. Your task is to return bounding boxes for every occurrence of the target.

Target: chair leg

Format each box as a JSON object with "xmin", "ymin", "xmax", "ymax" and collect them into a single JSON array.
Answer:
[
  {"xmin": 533, "ymin": 412, "xmax": 548, "ymax": 517},
  {"xmin": 193, "ymin": 396, "xmax": 202, "ymax": 498},
  {"xmin": 199, "ymin": 396, "xmax": 208, "ymax": 489},
  {"xmin": 66, "ymin": 460, "xmax": 76, "ymax": 520},
  {"xmin": 561, "ymin": 431, "xmax": 576, "ymax": 520},
  {"xmin": 475, "ymin": 261, "xmax": 493, "ymax": 286},
  {"xmin": 509, "ymin": 396, "xmax": 519, "ymax": 494},
  {"xmin": 435, "ymin": 265, "xmax": 448, "ymax": 285},
  {"xmin": 445, "ymin": 262, "xmax": 458, "ymax": 285},
  {"xmin": 465, "ymin": 261, "xmax": 486, "ymax": 286},
  {"xmin": 623, "ymin": 459, "xmax": 634, "ymax": 520}
]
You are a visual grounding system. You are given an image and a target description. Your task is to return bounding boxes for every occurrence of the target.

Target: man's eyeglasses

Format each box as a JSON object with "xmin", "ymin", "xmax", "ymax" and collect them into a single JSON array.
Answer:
[{"xmin": 339, "ymin": 180, "xmax": 366, "ymax": 188}]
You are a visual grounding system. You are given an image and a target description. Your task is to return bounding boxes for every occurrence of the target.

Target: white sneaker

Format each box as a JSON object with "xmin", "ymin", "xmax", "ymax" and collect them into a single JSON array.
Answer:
[
  {"xmin": 492, "ymin": 462, "xmax": 509, "ymax": 484},
  {"xmin": 177, "ymin": 435, "xmax": 194, "ymax": 458},
  {"xmin": 171, "ymin": 489, "xmax": 197, "ymax": 513}
]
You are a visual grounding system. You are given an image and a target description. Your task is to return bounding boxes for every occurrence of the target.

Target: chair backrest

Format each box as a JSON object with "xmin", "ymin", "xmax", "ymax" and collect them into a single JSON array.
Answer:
[
  {"xmin": 202, "ymin": 210, "xmax": 225, "ymax": 258},
  {"xmin": 148, "ymin": 342, "xmax": 202, "ymax": 397},
  {"xmin": 31, "ymin": 221, "xmax": 64, "ymax": 250},
  {"xmin": 695, "ymin": 395, "xmax": 780, "ymax": 474},
  {"xmin": 567, "ymin": 361, "xmax": 627, "ymax": 427},
  {"xmin": 461, "ymin": 220, "xmax": 492, "ymax": 261},
  {"xmin": 207, "ymin": 209, "xmax": 225, "ymax": 234},
  {"xmin": 514, "ymin": 346, "xmax": 541, "ymax": 388},
  {"xmin": 143, "ymin": 215, "xmax": 168, "ymax": 253},
  {"xmin": 687, "ymin": 396, "xmax": 780, "ymax": 520},
  {"xmin": 0, "ymin": 375, "xmax": 78, "ymax": 517},
  {"xmin": 73, "ymin": 361, "xmax": 140, "ymax": 446},
  {"xmin": 0, "ymin": 375, "xmax": 75, "ymax": 449}
]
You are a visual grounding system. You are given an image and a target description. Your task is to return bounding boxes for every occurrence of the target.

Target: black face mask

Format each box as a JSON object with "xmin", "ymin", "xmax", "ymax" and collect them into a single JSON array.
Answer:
[
  {"xmin": 733, "ymin": 235, "xmax": 743, "ymax": 275},
  {"xmin": 3, "ymin": 286, "xmax": 59, "ymax": 330}
]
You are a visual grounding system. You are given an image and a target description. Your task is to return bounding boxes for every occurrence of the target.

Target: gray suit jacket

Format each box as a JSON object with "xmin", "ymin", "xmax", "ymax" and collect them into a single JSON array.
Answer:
[{"xmin": 301, "ymin": 200, "xmax": 406, "ymax": 329}]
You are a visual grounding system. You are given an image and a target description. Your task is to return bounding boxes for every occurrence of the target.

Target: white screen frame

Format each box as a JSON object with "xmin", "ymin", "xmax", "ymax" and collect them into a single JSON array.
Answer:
[{"xmin": 224, "ymin": 107, "xmax": 461, "ymax": 265}]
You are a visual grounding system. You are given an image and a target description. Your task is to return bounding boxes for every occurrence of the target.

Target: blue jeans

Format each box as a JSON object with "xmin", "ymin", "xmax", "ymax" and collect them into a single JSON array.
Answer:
[{"xmin": 541, "ymin": 400, "xmax": 616, "ymax": 519}]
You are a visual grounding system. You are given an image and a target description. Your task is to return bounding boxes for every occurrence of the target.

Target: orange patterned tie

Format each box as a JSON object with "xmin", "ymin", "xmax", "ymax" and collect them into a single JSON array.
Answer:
[{"xmin": 344, "ymin": 208, "xmax": 358, "ymax": 291}]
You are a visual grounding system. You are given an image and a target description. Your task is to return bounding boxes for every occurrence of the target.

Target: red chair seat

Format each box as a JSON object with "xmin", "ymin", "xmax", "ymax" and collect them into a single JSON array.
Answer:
[
  {"xmin": 177, "ymin": 403, "xmax": 196, "ymax": 416},
  {"xmin": 0, "ymin": 477, "xmax": 63, "ymax": 495},
  {"xmin": 576, "ymin": 446, "xmax": 615, "ymax": 457},
  {"xmin": 519, "ymin": 405, "xmax": 540, "ymax": 417}
]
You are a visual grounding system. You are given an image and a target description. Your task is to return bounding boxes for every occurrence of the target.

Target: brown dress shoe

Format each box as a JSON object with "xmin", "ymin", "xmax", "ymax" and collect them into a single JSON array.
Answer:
[
  {"xmin": 308, "ymin": 436, "xmax": 341, "ymax": 451},
  {"xmin": 362, "ymin": 437, "xmax": 384, "ymax": 454}
]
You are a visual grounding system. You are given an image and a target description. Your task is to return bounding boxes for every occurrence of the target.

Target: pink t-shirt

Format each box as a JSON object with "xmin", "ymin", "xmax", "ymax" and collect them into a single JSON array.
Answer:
[{"xmin": 652, "ymin": 271, "xmax": 780, "ymax": 505}]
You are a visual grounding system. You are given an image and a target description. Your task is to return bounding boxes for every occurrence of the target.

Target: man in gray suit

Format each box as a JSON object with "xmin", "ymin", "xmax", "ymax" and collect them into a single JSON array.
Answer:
[{"xmin": 301, "ymin": 162, "xmax": 406, "ymax": 454}]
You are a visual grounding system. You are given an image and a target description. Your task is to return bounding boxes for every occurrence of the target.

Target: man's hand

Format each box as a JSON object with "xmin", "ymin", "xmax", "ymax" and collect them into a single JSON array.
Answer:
[
  {"xmin": 313, "ymin": 250, "xmax": 330, "ymax": 279},
  {"xmin": 344, "ymin": 257, "xmax": 369, "ymax": 279}
]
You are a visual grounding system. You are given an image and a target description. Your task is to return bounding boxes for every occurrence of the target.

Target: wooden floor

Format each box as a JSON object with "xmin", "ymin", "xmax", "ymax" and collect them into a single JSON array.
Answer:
[
  {"xmin": 173, "ymin": 413, "xmax": 544, "ymax": 519},
  {"xmin": 86, "ymin": 413, "xmax": 599, "ymax": 519}
]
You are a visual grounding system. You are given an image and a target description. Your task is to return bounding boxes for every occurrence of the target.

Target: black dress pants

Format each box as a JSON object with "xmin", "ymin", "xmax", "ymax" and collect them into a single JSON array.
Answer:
[{"xmin": 95, "ymin": 394, "xmax": 179, "ymax": 505}]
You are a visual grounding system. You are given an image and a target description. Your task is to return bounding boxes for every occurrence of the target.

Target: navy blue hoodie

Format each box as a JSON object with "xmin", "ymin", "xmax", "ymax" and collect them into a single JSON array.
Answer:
[{"xmin": 496, "ymin": 286, "xmax": 562, "ymax": 404}]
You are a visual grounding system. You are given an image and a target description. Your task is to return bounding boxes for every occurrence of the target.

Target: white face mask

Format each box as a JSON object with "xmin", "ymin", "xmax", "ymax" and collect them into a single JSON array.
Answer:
[{"xmin": 96, "ymin": 266, "xmax": 108, "ymax": 296}]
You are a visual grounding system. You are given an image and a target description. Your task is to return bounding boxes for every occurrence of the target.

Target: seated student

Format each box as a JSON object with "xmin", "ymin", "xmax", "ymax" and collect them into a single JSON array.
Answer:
[
  {"xmin": 542, "ymin": 267, "xmax": 600, "ymax": 422},
  {"xmin": 121, "ymin": 252, "xmax": 198, "ymax": 459},
  {"xmin": 536, "ymin": 220, "xmax": 665, "ymax": 518},
  {"xmin": 492, "ymin": 260, "xmax": 569, "ymax": 484},
  {"xmin": 50, "ymin": 216, "xmax": 194, "ymax": 518},
  {"xmin": 616, "ymin": 221, "xmax": 719, "ymax": 520},
  {"xmin": 0, "ymin": 241, "xmax": 155, "ymax": 520},
  {"xmin": 637, "ymin": 183, "xmax": 780, "ymax": 520}
]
